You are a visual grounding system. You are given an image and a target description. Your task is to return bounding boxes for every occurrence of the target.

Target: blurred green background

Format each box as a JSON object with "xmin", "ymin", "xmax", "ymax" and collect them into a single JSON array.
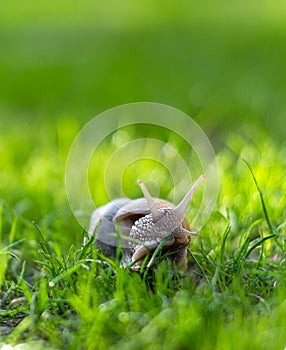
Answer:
[
  {"xmin": 1, "ymin": 0, "xmax": 286, "ymax": 134},
  {"xmin": 0, "ymin": 0, "xmax": 285, "ymax": 245}
]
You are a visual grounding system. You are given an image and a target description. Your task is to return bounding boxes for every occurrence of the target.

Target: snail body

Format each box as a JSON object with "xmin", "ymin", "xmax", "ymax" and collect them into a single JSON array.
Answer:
[{"xmin": 88, "ymin": 176, "xmax": 204, "ymax": 270}]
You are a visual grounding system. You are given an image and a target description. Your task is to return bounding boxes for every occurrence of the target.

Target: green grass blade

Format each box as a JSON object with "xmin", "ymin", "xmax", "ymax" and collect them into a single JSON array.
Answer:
[
  {"xmin": 220, "ymin": 224, "xmax": 231, "ymax": 264},
  {"xmin": 244, "ymin": 233, "xmax": 276, "ymax": 260},
  {"xmin": 243, "ymin": 159, "xmax": 276, "ymax": 234},
  {"xmin": 188, "ymin": 249, "xmax": 210, "ymax": 285}
]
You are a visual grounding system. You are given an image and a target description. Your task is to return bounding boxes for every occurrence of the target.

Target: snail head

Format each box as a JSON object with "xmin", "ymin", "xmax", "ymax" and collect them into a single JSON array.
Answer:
[{"xmin": 137, "ymin": 175, "xmax": 205, "ymax": 237}]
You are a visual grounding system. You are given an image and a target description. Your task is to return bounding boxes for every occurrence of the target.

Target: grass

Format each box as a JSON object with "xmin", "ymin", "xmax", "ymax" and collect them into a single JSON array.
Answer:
[
  {"xmin": 1, "ymin": 122, "xmax": 285, "ymax": 349},
  {"xmin": 1, "ymin": 1, "xmax": 286, "ymax": 349}
]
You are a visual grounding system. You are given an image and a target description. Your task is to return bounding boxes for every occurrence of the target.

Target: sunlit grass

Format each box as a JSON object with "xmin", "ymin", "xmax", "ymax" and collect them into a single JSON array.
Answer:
[{"xmin": 1, "ymin": 115, "xmax": 286, "ymax": 348}]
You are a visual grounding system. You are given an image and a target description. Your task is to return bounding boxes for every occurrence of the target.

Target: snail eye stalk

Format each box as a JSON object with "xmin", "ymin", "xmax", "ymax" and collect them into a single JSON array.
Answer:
[
  {"xmin": 137, "ymin": 179, "xmax": 161, "ymax": 221},
  {"xmin": 175, "ymin": 175, "xmax": 205, "ymax": 221}
]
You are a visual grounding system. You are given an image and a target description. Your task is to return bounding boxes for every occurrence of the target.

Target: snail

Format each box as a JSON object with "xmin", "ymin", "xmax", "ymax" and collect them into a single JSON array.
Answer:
[{"xmin": 88, "ymin": 175, "xmax": 204, "ymax": 270}]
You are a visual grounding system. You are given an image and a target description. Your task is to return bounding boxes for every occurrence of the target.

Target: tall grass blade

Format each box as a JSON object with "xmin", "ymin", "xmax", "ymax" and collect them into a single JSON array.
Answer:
[
  {"xmin": 243, "ymin": 159, "xmax": 276, "ymax": 235},
  {"xmin": 244, "ymin": 233, "xmax": 276, "ymax": 260},
  {"xmin": 220, "ymin": 224, "xmax": 231, "ymax": 264},
  {"xmin": 188, "ymin": 249, "xmax": 210, "ymax": 285}
]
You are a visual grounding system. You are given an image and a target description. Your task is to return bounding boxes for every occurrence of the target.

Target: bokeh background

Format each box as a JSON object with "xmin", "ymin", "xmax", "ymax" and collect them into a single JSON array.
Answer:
[
  {"xmin": 1, "ymin": 0, "xmax": 285, "ymax": 247},
  {"xmin": 1, "ymin": 0, "xmax": 286, "ymax": 133}
]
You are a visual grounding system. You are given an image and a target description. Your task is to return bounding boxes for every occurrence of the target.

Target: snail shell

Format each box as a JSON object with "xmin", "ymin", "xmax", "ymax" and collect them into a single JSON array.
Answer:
[{"xmin": 88, "ymin": 176, "xmax": 204, "ymax": 270}]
